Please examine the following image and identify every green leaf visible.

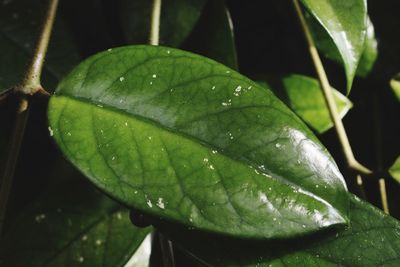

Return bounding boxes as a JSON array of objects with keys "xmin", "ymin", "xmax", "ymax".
[
  {"xmin": 357, "ymin": 18, "xmax": 378, "ymax": 77},
  {"xmin": 301, "ymin": 0, "xmax": 368, "ymax": 93},
  {"xmin": 0, "ymin": 178, "xmax": 151, "ymax": 267},
  {"xmin": 48, "ymin": 45, "xmax": 348, "ymax": 239},
  {"xmin": 389, "ymin": 156, "xmax": 400, "ymax": 183},
  {"xmin": 307, "ymin": 15, "xmax": 377, "ymax": 79},
  {"xmin": 0, "ymin": 0, "xmax": 80, "ymax": 93},
  {"xmin": 182, "ymin": 0, "xmax": 238, "ymax": 70},
  {"xmin": 119, "ymin": 0, "xmax": 207, "ymax": 47},
  {"xmin": 390, "ymin": 74, "xmax": 400, "ymax": 101},
  {"xmin": 166, "ymin": 194, "xmax": 400, "ymax": 267},
  {"xmin": 258, "ymin": 74, "xmax": 352, "ymax": 134}
]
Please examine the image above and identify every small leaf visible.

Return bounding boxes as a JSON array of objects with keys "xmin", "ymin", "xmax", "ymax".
[
  {"xmin": 357, "ymin": 18, "xmax": 378, "ymax": 77},
  {"xmin": 165, "ymin": 194, "xmax": 400, "ymax": 267},
  {"xmin": 0, "ymin": 0, "xmax": 80, "ymax": 92},
  {"xmin": 182, "ymin": 0, "xmax": 238, "ymax": 70},
  {"xmin": 389, "ymin": 156, "xmax": 400, "ymax": 183},
  {"xmin": 390, "ymin": 74, "xmax": 400, "ymax": 102},
  {"xmin": 119, "ymin": 0, "xmax": 207, "ymax": 47},
  {"xmin": 307, "ymin": 15, "xmax": 377, "ymax": 80},
  {"xmin": 258, "ymin": 74, "xmax": 352, "ymax": 134},
  {"xmin": 48, "ymin": 45, "xmax": 348, "ymax": 239},
  {"xmin": 300, "ymin": 0, "xmax": 368, "ymax": 93},
  {"xmin": 0, "ymin": 179, "xmax": 151, "ymax": 267}
]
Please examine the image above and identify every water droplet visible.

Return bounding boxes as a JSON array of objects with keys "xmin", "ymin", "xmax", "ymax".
[
  {"xmin": 125, "ymin": 122, "xmax": 128, "ymax": 126},
  {"xmin": 119, "ymin": 76, "xmax": 125, "ymax": 82},
  {"xmin": 148, "ymin": 136, "xmax": 152, "ymax": 140},
  {"xmin": 35, "ymin": 214, "xmax": 46, "ymax": 223},
  {"xmin": 48, "ymin": 127, "xmax": 53, "ymax": 136},
  {"xmin": 156, "ymin": 198, "xmax": 165, "ymax": 209},
  {"xmin": 95, "ymin": 239, "xmax": 102, "ymax": 246},
  {"xmin": 234, "ymin": 85, "xmax": 242, "ymax": 96},
  {"xmin": 167, "ymin": 50, "xmax": 171, "ymax": 54},
  {"xmin": 226, "ymin": 70, "xmax": 231, "ymax": 74},
  {"xmin": 315, "ymin": 184, "xmax": 319, "ymax": 188},
  {"xmin": 150, "ymin": 81, "xmax": 153, "ymax": 85},
  {"xmin": 152, "ymin": 74, "xmax": 157, "ymax": 78}
]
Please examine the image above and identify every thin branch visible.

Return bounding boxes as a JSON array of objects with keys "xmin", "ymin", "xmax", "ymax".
[
  {"xmin": 149, "ymin": 0, "xmax": 162, "ymax": 45},
  {"xmin": 0, "ymin": 96, "xmax": 30, "ymax": 235},
  {"xmin": 292, "ymin": 0, "xmax": 372, "ymax": 179},
  {"xmin": 0, "ymin": 0, "xmax": 59, "ymax": 236},
  {"xmin": 15, "ymin": 0, "xmax": 59, "ymax": 95}
]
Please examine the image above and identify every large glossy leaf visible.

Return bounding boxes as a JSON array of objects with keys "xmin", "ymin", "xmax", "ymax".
[
  {"xmin": 48, "ymin": 45, "xmax": 348, "ymax": 239},
  {"xmin": 118, "ymin": 0, "xmax": 206, "ymax": 47},
  {"xmin": 300, "ymin": 0, "xmax": 368, "ymax": 93},
  {"xmin": 258, "ymin": 74, "xmax": 352, "ymax": 134},
  {"xmin": 182, "ymin": 0, "xmax": 238, "ymax": 70},
  {"xmin": 166, "ymin": 194, "xmax": 400, "ymax": 267},
  {"xmin": 389, "ymin": 156, "xmax": 400, "ymax": 183},
  {"xmin": 0, "ymin": 178, "xmax": 151, "ymax": 267},
  {"xmin": 0, "ymin": 0, "xmax": 80, "ymax": 93},
  {"xmin": 307, "ymin": 14, "xmax": 377, "ymax": 79}
]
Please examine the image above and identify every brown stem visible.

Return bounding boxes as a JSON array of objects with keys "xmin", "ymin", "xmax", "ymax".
[{"xmin": 0, "ymin": 0, "xmax": 59, "ymax": 236}]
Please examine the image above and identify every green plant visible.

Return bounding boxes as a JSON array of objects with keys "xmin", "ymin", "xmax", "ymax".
[{"xmin": 1, "ymin": 0, "xmax": 399, "ymax": 266}]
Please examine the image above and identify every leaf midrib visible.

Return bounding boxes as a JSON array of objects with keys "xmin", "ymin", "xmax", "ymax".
[{"xmin": 55, "ymin": 93, "xmax": 342, "ymax": 214}]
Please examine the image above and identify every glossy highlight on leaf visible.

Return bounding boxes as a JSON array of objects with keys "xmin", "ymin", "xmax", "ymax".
[
  {"xmin": 48, "ymin": 45, "xmax": 349, "ymax": 239},
  {"xmin": 167, "ymin": 194, "xmax": 400, "ymax": 267},
  {"xmin": 301, "ymin": 0, "xmax": 368, "ymax": 93},
  {"xmin": 0, "ymin": 179, "xmax": 151, "ymax": 267},
  {"xmin": 258, "ymin": 74, "xmax": 352, "ymax": 134}
]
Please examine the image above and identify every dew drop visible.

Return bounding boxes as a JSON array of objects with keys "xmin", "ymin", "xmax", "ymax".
[
  {"xmin": 48, "ymin": 126, "xmax": 53, "ymax": 136},
  {"xmin": 156, "ymin": 198, "xmax": 165, "ymax": 209}
]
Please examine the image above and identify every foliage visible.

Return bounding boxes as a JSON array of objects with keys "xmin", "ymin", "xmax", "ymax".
[{"xmin": 0, "ymin": 0, "xmax": 399, "ymax": 266}]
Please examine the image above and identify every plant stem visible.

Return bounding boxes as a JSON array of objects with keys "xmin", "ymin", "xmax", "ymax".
[
  {"xmin": 0, "ymin": 97, "xmax": 30, "ymax": 236},
  {"xmin": 292, "ymin": 0, "xmax": 372, "ymax": 178},
  {"xmin": 373, "ymin": 93, "xmax": 390, "ymax": 213},
  {"xmin": 15, "ymin": 0, "xmax": 59, "ymax": 95},
  {"xmin": 0, "ymin": 0, "xmax": 59, "ymax": 236},
  {"xmin": 149, "ymin": 0, "xmax": 162, "ymax": 45}
]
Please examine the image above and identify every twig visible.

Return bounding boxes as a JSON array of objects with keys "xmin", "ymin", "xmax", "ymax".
[
  {"xmin": 292, "ymin": 0, "xmax": 372, "ymax": 181},
  {"xmin": 149, "ymin": 0, "xmax": 162, "ymax": 45},
  {"xmin": 0, "ymin": 0, "xmax": 59, "ymax": 236}
]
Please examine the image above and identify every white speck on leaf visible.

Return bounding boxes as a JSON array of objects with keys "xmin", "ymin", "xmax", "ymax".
[
  {"xmin": 95, "ymin": 239, "xmax": 102, "ymax": 246},
  {"xmin": 156, "ymin": 198, "xmax": 165, "ymax": 209},
  {"xmin": 81, "ymin": 235, "xmax": 88, "ymax": 241},
  {"xmin": 275, "ymin": 143, "xmax": 281, "ymax": 148},
  {"xmin": 147, "ymin": 199, "xmax": 153, "ymax": 208},
  {"xmin": 48, "ymin": 127, "xmax": 53, "ymax": 136},
  {"xmin": 152, "ymin": 74, "xmax": 157, "ymax": 78},
  {"xmin": 119, "ymin": 76, "xmax": 125, "ymax": 82}
]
